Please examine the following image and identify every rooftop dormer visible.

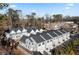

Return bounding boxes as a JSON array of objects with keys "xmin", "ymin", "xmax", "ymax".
[
  {"xmin": 10, "ymin": 30, "xmax": 16, "ymax": 35},
  {"xmin": 22, "ymin": 28, "xmax": 27, "ymax": 33},
  {"xmin": 30, "ymin": 30, "xmax": 36, "ymax": 35},
  {"xmin": 16, "ymin": 29, "xmax": 21, "ymax": 34},
  {"xmin": 35, "ymin": 29, "xmax": 40, "ymax": 33}
]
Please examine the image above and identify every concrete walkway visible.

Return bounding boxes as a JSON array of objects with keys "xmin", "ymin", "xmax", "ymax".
[{"xmin": 17, "ymin": 46, "xmax": 32, "ymax": 55}]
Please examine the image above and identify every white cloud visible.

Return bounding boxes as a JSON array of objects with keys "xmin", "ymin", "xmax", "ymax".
[
  {"xmin": 65, "ymin": 6, "xmax": 70, "ymax": 10},
  {"xmin": 67, "ymin": 3, "xmax": 74, "ymax": 7},
  {"xmin": 65, "ymin": 3, "xmax": 74, "ymax": 10},
  {"xmin": 8, "ymin": 4, "xmax": 17, "ymax": 9},
  {"xmin": 31, "ymin": 9, "xmax": 36, "ymax": 12}
]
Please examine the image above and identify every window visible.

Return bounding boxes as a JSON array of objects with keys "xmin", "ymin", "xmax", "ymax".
[
  {"xmin": 42, "ymin": 42, "xmax": 44, "ymax": 45},
  {"xmin": 46, "ymin": 48, "xmax": 48, "ymax": 50},
  {"xmin": 58, "ymin": 42, "xmax": 60, "ymax": 44},
  {"xmin": 53, "ymin": 44, "xmax": 55, "ymax": 47},
  {"xmin": 47, "ymin": 41, "xmax": 49, "ymax": 43},
  {"xmin": 63, "ymin": 39, "xmax": 65, "ymax": 41},
  {"xmin": 29, "ymin": 42, "xmax": 30, "ymax": 45},
  {"xmin": 50, "ymin": 40, "xmax": 52, "ymax": 42},
  {"xmin": 32, "ymin": 43, "xmax": 33, "ymax": 45},
  {"xmin": 28, "ymin": 46, "xmax": 29, "ymax": 48},
  {"xmin": 38, "ymin": 44, "xmax": 41, "ymax": 46}
]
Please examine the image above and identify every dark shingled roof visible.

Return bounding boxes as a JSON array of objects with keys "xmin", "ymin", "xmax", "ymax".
[
  {"xmin": 29, "ymin": 38, "xmax": 33, "ymax": 42},
  {"xmin": 10, "ymin": 27, "xmax": 23, "ymax": 32},
  {"xmin": 26, "ymin": 27, "xmax": 37, "ymax": 33},
  {"xmin": 59, "ymin": 28, "xmax": 69, "ymax": 34},
  {"xmin": 20, "ymin": 28, "xmax": 68, "ymax": 44},
  {"xmin": 47, "ymin": 30, "xmax": 57, "ymax": 37},
  {"xmin": 20, "ymin": 35, "xmax": 29, "ymax": 43},
  {"xmin": 40, "ymin": 31, "xmax": 52, "ymax": 40},
  {"xmin": 63, "ymin": 29, "xmax": 69, "ymax": 32},
  {"xmin": 27, "ymin": 28, "xmax": 32, "ymax": 33},
  {"xmin": 5, "ymin": 29, "xmax": 10, "ymax": 33},
  {"xmin": 20, "ymin": 35, "xmax": 33, "ymax": 43},
  {"xmin": 30, "ymin": 34, "xmax": 45, "ymax": 43},
  {"xmin": 54, "ymin": 30, "xmax": 62, "ymax": 36},
  {"xmin": 59, "ymin": 29, "xmax": 66, "ymax": 34},
  {"xmin": 31, "ymin": 27, "xmax": 37, "ymax": 31},
  {"xmin": 17, "ymin": 27, "xmax": 23, "ymax": 31},
  {"xmin": 36, "ymin": 32, "xmax": 41, "ymax": 35},
  {"xmin": 11, "ymin": 28, "xmax": 18, "ymax": 32}
]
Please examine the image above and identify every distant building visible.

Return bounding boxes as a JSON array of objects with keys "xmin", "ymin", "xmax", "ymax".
[{"xmin": 44, "ymin": 21, "xmax": 78, "ymax": 32}]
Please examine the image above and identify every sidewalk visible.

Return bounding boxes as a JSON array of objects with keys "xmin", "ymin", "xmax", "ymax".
[{"xmin": 17, "ymin": 46, "xmax": 32, "ymax": 55}]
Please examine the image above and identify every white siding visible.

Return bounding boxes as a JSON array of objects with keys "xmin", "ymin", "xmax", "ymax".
[
  {"xmin": 17, "ymin": 30, "xmax": 21, "ymax": 33},
  {"xmin": 37, "ymin": 42, "xmax": 45, "ymax": 53},
  {"xmin": 5, "ymin": 33, "xmax": 10, "ymax": 39},
  {"xmin": 35, "ymin": 29, "xmax": 40, "ymax": 33},
  {"xmin": 10, "ymin": 34, "xmax": 16, "ymax": 40},
  {"xmin": 52, "ymin": 37, "xmax": 59, "ymax": 47},
  {"xmin": 30, "ymin": 30, "xmax": 36, "ymax": 35},
  {"xmin": 22, "ymin": 28, "xmax": 27, "ymax": 33},
  {"xmin": 58, "ymin": 36, "xmax": 63, "ymax": 44},
  {"xmin": 10, "ymin": 30, "xmax": 16, "ymax": 34},
  {"xmin": 6, "ymin": 28, "xmax": 70, "ymax": 54},
  {"xmin": 45, "ymin": 40, "xmax": 53, "ymax": 51}
]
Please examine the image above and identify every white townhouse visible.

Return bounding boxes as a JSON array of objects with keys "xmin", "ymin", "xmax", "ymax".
[
  {"xmin": 19, "ymin": 28, "xmax": 70, "ymax": 55},
  {"xmin": 5, "ymin": 27, "xmax": 23, "ymax": 41},
  {"xmin": 5, "ymin": 27, "xmax": 45, "ymax": 41}
]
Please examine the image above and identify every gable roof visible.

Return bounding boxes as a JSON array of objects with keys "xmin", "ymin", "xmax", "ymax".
[
  {"xmin": 29, "ymin": 38, "xmax": 33, "ymax": 42},
  {"xmin": 17, "ymin": 27, "xmax": 23, "ymax": 31},
  {"xmin": 27, "ymin": 28, "xmax": 32, "ymax": 33},
  {"xmin": 47, "ymin": 30, "xmax": 57, "ymax": 37},
  {"xmin": 40, "ymin": 31, "xmax": 52, "ymax": 40},
  {"xmin": 30, "ymin": 34, "xmax": 45, "ymax": 43},
  {"xmin": 20, "ymin": 28, "xmax": 69, "ymax": 44},
  {"xmin": 63, "ymin": 29, "xmax": 69, "ymax": 32},
  {"xmin": 59, "ymin": 29, "xmax": 66, "ymax": 34},
  {"xmin": 5, "ymin": 29, "xmax": 10, "ymax": 33},
  {"xmin": 54, "ymin": 30, "xmax": 62, "ymax": 36},
  {"xmin": 10, "ymin": 30, "xmax": 16, "ymax": 34},
  {"xmin": 20, "ymin": 35, "xmax": 33, "ymax": 44},
  {"xmin": 10, "ymin": 27, "xmax": 23, "ymax": 32},
  {"xmin": 20, "ymin": 35, "xmax": 29, "ymax": 43},
  {"xmin": 22, "ymin": 28, "xmax": 27, "ymax": 32},
  {"xmin": 59, "ymin": 29, "xmax": 69, "ymax": 34}
]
